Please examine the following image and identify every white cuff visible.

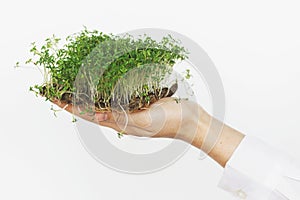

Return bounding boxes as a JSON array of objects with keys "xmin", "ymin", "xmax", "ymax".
[{"xmin": 218, "ymin": 136, "xmax": 292, "ymax": 199}]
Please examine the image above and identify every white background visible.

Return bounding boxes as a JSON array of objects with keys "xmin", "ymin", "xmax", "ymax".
[{"xmin": 1, "ymin": 0, "xmax": 300, "ymax": 199}]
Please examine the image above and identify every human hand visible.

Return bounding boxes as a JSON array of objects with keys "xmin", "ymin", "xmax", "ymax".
[{"xmin": 52, "ymin": 97, "xmax": 207, "ymax": 145}]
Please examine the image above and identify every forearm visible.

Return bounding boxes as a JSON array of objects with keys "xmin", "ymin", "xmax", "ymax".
[
  {"xmin": 206, "ymin": 122, "xmax": 245, "ymax": 167},
  {"xmin": 183, "ymin": 111, "xmax": 245, "ymax": 167}
]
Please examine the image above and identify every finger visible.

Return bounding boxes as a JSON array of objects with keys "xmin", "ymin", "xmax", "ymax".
[
  {"xmin": 51, "ymin": 99, "xmax": 73, "ymax": 113},
  {"xmin": 128, "ymin": 109, "xmax": 152, "ymax": 128},
  {"xmin": 50, "ymin": 99, "xmax": 127, "ymax": 137},
  {"xmin": 148, "ymin": 97, "xmax": 177, "ymax": 110},
  {"xmin": 95, "ymin": 112, "xmax": 108, "ymax": 122},
  {"xmin": 51, "ymin": 99, "xmax": 73, "ymax": 111},
  {"xmin": 51, "ymin": 99, "xmax": 97, "ymax": 122},
  {"xmin": 98, "ymin": 119, "xmax": 126, "ymax": 134}
]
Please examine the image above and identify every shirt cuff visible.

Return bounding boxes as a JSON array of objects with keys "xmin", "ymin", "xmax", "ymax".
[{"xmin": 218, "ymin": 136, "xmax": 291, "ymax": 199}]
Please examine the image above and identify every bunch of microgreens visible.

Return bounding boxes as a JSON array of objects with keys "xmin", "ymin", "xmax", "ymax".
[{"xmin": 20, "ymin": 28, "xmax": 188, "ymax": 116}]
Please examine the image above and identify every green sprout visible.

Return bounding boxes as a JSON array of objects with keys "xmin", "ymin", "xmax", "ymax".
[
  {"xmin": 185, "ymin": 69, "xmax": 191, "ymax": 79},
  {"xmin": 50, "ymin": 105, "xmax": 62, "ymax": 117},
  {"xmin": 72, "ymin": 116, "xmax": 78, "ymax": 123},
  {"xmin": 174, "ymin": 97, "xmax": 189, "ymax": 104},
  {"xmin": 117, "ymin": 132, "xmax": 124, "ymax": 139},
  {"xmin": 15, "ymin": 62, "xmax": 20, "ymax": 68},
  {"xmin": 174, "ymin": 97, "xmax": 181, "ymax": 104}
]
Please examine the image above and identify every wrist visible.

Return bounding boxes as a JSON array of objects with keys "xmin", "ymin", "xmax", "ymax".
[
  {"xmin": 207, "ymin": 124, "xmax": 245, "ymax": 167},
  {"xmin": 179, "ymin": 104, "xmax": 210, "ymax": 147},
  {"xmin": 180, "ymin": 105, "xmax": 245, "ymax": 167}
]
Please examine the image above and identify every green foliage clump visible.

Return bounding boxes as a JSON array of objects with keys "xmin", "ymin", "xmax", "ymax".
[{"xmin": 24, "ymin": 28, "xmax": 188, "ymax": 112}]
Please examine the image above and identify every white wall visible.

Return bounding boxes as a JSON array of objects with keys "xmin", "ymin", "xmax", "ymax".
[{"xmin": 1, "ymin": 0, "xmax": 300, "ymax": 199}]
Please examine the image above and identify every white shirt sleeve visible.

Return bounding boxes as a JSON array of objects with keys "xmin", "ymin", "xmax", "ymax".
[{"xmin": 218, "ymin": 136, "xmax": 300, "ymax": 200}]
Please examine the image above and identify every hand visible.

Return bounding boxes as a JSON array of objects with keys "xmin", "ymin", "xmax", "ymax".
[{"xmin": 52, "ymin": 97, "xmax": 207, "ymax": 144}]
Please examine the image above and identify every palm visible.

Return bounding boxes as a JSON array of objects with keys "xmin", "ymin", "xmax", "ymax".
[{"xmin": 52, "ymin": 97, "xmax": 203, "ymax": 139}]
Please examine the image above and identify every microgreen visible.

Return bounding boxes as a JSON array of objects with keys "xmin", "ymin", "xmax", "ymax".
[
  {"xmin": 22, "ymin": 27, "xmax": 189, "ymax": 114},
  {"xmin": 117, "ymin": 132, "xmax": 124, "ymax": 139},
  {"xmin": 185, "ymin": 69, "xmax": 191, "ymax": 79}
]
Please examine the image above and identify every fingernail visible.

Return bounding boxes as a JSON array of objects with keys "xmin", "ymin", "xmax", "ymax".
[
  {"xmin": 103, "ymin": 113, "xmax": 108, "ymax": 121},
  {"xmin": 96, "ymin": 113, "xmax": 108, "ymax": 121}
]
